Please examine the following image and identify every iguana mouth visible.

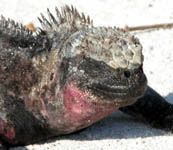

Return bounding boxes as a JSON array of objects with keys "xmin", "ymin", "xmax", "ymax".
[
  {"xmin": 88, "ymin": 68, "xmax": 147, "ymax": 97},
  {"xmin": 87, "ymin": 79, "xmax": 147, "ymax": 106}
]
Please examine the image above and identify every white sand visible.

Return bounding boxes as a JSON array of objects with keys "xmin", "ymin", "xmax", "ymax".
[{"xmin": 0, "ymin": 0, "xmax": 173, "ymax": 149}]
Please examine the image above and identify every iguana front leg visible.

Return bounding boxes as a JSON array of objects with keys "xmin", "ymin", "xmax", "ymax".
[{"xmin": 120, "ymin": 86, "xmax": 173, "ymax": 130}]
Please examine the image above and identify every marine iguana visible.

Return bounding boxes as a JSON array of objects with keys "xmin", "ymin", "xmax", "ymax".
[{"xmin": 0, "ymin": 5, "xmax": 172, "ymax": 149}]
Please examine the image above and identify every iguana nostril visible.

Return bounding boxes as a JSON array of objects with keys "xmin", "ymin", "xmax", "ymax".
[{"xmin": 124, "ymin": 71, "xmax": 130, "ymax": 78}]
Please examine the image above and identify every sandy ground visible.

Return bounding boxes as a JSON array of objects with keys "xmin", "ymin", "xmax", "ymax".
[{"xmin": 0, "ymin": 0, "xmax": 173, "ymax": 150}]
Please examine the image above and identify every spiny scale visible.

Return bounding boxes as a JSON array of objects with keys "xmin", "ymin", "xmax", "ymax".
[
  {"xmin": 0, "ymin": 15, "xmax": 33, "ymax": 38},
  {"xmin": 38, "ymin": 5, "xmax": 93, "ymax": 32},
  {"xmin": 0, "ymin": 5, "xmax": 93, "ymax": 39}
]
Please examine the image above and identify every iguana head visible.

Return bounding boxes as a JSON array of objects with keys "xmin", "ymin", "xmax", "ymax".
[
  {"xmin": 38, "ymin": 5, "xmax": 147, "ymax": 105},
  {"xmin": 37, "ymin": 6, "xmax": 147, "ymax": 132},
  {"xmin": 60, "ymin": 27, "xmax": 147, "ymax": 106},
  {"xmin": 59, "ymin": 27, "xmax": 147, "ymax": 132}
]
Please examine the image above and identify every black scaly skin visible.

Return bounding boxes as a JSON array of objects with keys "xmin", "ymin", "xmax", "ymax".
[
  {"xmin": 120, "ymin": 87, "xmax": 173, "ymax": 130},
  {"xmin": 0, "ymin": 5, "xmax": 172, "ymax": 149}
]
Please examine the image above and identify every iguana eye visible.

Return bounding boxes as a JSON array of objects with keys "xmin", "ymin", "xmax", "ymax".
[{"xmin": 124, "ymin": 70, "xmax": 131, "ymax": 78}]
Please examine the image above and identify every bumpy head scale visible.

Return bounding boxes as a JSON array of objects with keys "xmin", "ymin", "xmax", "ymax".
[{"xmin": 38, "ymin": 5, "xmax": 143, "ymax": 70}]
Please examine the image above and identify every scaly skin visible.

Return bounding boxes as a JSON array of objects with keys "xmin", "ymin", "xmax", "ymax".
[{"xmin": 0, "ymin": 5, "xmax": 172, "ymax": 149}]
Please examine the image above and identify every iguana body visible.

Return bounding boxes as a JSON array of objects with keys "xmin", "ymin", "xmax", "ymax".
[{"xmin": 0, "ymin": 5, "xmax": 172, "ymax": 149}]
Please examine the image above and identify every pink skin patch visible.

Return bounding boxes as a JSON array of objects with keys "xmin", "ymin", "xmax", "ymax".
[
  {"xmin": 0, "ymin": 119, "xmax": 15, "ymax": 144},
  {"xmin": 63, "ymin": 83, "xmax": 119, "ymax": 133}
]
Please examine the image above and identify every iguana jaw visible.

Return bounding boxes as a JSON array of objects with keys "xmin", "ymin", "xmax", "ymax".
[{"xmin": 63, "ymin": 82, "xmax": 118, "ymax": 133}]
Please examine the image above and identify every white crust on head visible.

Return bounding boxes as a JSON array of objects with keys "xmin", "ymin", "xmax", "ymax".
[
  {"xmin": 39, "ymin": 5, "xmax": 143, "ymax": 70},
  {"xmin": 62, "ymin": 26, "xmax": 143, "ymax": 70}
]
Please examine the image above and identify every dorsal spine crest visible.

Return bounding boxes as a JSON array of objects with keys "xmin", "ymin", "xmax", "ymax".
[
  {"xmin": 0, "ymin": 15, "xmax": 33, "ymax": 38},
  {"xmin": 38, "ymin": 5, "xmax": 93, "ymax": 33}
]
